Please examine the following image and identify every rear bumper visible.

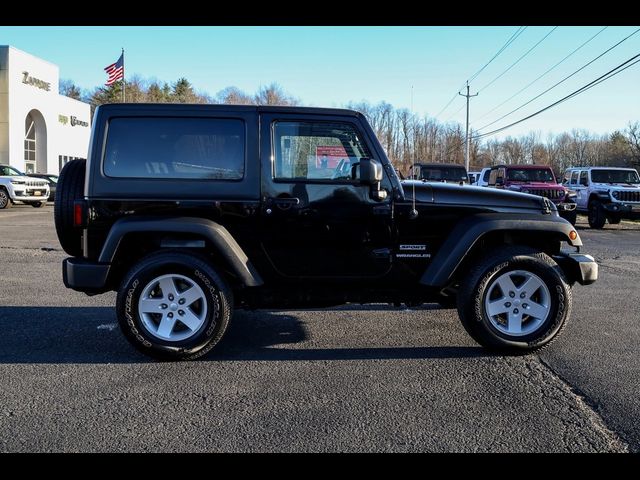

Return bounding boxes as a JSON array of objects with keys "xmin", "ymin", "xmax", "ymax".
[
  {"xmin": 554, "ymin": 253, "xmax": 598, "ymax": 286},
  {"xmin": 63, "ymin": 257, "xmax": 111, "ymax": 294}
]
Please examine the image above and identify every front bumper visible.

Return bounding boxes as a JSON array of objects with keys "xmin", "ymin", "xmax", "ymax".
[
  {"xmin": 556, "ymin": 202, "xmax": 576, "ymax": 211},
  {"xmin": 554, "ymin": 253, "xmax": 598, "ymax": 286},
  {"xmin": 602, "ymin": 202, "xmax": 640, "ymax": 215},
  {"xmin": 12, "ymin": 187, "xmax": 50, "ymax": 202},
  {"xmin": 63, "ymin": 257, "xmax": 111, "ymax": 293}
]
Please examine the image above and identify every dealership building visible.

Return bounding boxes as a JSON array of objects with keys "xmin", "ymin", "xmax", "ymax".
[{"xmin": 0, "ymin": 45, "xmax": 91, "ymax": 175}]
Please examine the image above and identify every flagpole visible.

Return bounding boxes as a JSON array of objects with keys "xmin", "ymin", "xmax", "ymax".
[{"xmin": 121, "ymin": 48, "xmax": 125, "ymax": 103}]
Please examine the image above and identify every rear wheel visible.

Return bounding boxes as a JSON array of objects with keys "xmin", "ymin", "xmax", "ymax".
[
  {"xmin": 607, "ymin": 214, "xmax": 622, "ymax": 225},
  {"xmin": 588, "ymin": 200, "xmax": 606, "ymax": 229},
  {"xmin": 54, "ymin": 159, "xmax": 86, "ymax": 256},
  {"xmin": 116, "ymin": 251, "xmax": 233, "ymax": 361},
  {"xmin": 0, "ymin": 188, "xmax": 11, "ymax": 209},
  {"xmin": 457, "ymin": 246, "xmax": 571, "ymax": 353}
]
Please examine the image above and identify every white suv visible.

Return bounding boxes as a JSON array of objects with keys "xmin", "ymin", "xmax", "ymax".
[
  {"xmin": 562, "ymin": 167, "xmax": 640, "ymax": 229},
  {"xmin": 0, "ymin": 165, "xmax": 50, "ymax": 209}
]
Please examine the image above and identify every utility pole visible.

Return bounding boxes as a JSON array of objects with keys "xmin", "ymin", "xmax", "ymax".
[{"xmin": 459, "ymin": 81, "xmax": 478, "ymax": 172}]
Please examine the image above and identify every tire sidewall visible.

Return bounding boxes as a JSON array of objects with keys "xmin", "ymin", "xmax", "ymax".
[
  {"xmin": 475, "ymin": 257, "xmax": 567, "ymax": 348},
  {"xmin": 0, "ymin": 189, "xmax": 10, "ymax": 209},
  {"xmin": 588, "ymin": 200, "xmax": 606, "ymax": 228},
  {"xmin": 117, "ymin": 255, "xmax": 228, "ymax": 358}
]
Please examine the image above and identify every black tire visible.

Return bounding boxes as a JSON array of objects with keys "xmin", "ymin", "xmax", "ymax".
[
  {"xmin": 0, "ymin": 188, "xmax": 11, "ymax": 209},
  {"xmin": 457, "ymin": 246, "xmax": 572, "ymax": 353},
  {"xmin": 607, "ymin": 214, "xmax": 622, "ymax": 225},
  {"xmin": 54, "ymin": 159, "xmax": 86, "ymax": 256},
  {"xmin": 561, "ymin": 209, "xmax": 577, "ymax": 226},
  {"xmin": 116, "ymin": 251, "xmax": 233, "ymax": 361},
  {"xmin": 30, "ymin": 201, "xmax": 45, "ymax": 208},
  {"xmin": 588, "ymin": 200, "xmax": 606, "ymax": 229}
]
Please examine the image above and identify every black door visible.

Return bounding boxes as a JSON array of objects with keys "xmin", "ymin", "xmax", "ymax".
[{"xmin": 259, "ymin": 113, "xmax": 394, "ymax": 279}]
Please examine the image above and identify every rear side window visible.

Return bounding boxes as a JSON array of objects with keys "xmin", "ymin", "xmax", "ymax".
[{"xmin": 104, "ymin": 117, "xmax": 245, "ymax": 180}]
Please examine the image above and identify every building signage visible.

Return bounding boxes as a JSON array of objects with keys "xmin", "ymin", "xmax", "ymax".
[
  {"xmin": 58, "ymin": 114, "xmax": 89, "ymax": 127},
  {"xmin": 22, "ymin": 71, "xmax": 51, "ymax": 91}
]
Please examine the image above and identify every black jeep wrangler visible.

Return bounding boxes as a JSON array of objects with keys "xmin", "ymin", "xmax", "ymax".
[{"xmin": 55, "ymin": 104, "xmax": 598, "ymax": 360}]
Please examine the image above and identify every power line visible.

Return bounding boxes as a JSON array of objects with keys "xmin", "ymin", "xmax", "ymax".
[
  {"xmin": 477, "ymin": 27, "xmax": 640, "ymax": 132},
  {"xmin": 468, "ymin": 26, "xmax": 527, "ymax": 83},
  {"xmin": 474, "ymin": 26, "xmax": 608, "ymax": 123},
  {"xmin": 434, "ymin": 26, "xmax": 526, "ymax": 119},
  {"xmin": 477, "ymin": 26, "xmax": 558, "ymax": 93},
  {"xmin": 473, "ymin": 51, "xmax": 640, "ymax": 139}
]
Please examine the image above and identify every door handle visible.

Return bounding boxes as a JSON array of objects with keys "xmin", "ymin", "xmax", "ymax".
[{"xmin": 271, "ymin": 197, "xmax": 300, "ymax": 207}]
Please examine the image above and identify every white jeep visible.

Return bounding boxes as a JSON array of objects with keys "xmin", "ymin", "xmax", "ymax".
[
  {"xmin": 562, "ymin": 166, "xmax": 640, "ymax": 229},
  {"xmin": 0, "ymin": 165, "xmax": 50, "ymax": 209}
]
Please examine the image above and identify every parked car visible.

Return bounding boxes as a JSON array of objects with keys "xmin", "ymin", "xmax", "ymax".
[
  {"xmin": 474, "ymin": 167, "xmax": 492, "ymax": 187},
  {"xmin": 0, "ymin": 165, "xmax": 50, "ymax": 209},
  {"xmin": 562, "ymin": 166, "xmax": 640, "ymax": 228},
  {"xmin": 487, "ymin": 164, "xmax": 577, "ymax": 225},
  {"xmin": 54, "ymin": 104, "xmax": 596, "ymax": 360},
  {"xmin": 28, "ymin": 173, "xmax": 58, "ymax": 201},
  {"xmin": 468, "ymin": 171, "xmax": 480, "ymax": 184},
  {"xmin": 408, "ymin": 163, "xmax": 468, "ymax": 184}
]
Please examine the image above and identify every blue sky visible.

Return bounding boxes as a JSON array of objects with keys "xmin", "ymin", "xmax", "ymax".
[{"xmin": 3, "ymin": 26, "xmax": 639, "ymax": 140}]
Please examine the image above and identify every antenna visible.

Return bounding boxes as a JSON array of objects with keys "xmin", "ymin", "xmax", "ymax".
[{"xmin": 409, "ymin": 84, "xmax": 418, "ymax": 219}]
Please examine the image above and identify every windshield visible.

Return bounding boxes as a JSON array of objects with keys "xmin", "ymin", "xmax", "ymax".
[
  {"xmin": 419, "ymin": 166, "xmax": 467, "ymax": 182},
  {"xmin": 48, "ymin": 175, "xmax": 58, "ymax": 184},
  {"xmin": 506, "ymin": 168, "xmax": 555, "ymax": 183},
  {"xmin": 0, "ymin": 165, "xmax": 24, "ymax": 176},
  {"xmin": 591, "ymin": 169, "xmax": 640, "ymax": 184}
]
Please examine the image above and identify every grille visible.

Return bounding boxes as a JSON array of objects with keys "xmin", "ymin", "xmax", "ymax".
[
  {"xmin": 25, "ymin": 180, "xmax": 47, "ymax": 187},
  {"xmin": 612, "ymin": 190, "xmax": 640, "ymax": 202},
  {"xmin": 527, "ymin": 188, "xmax": 564, "ymax": 200}
]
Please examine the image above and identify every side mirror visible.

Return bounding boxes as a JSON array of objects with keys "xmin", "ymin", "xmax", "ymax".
[{"xmin": 358, "ymin": 158, "xmax": 383, "ymax": 185}]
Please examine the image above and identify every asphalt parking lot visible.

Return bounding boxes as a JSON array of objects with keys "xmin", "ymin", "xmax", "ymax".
[{"xmin": 0, "ymin": 204, "xmax": 639, "ymax": 452}]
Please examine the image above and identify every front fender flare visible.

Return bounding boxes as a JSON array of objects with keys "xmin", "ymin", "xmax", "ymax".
[{"xmin": 420, "ymin": 213, "xmax": 581, "ymax": 287}]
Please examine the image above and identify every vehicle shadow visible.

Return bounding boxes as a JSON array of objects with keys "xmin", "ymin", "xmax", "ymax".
[{"xmin": 0, "ymin": 306, "xmax": 486, "ymax": 364}]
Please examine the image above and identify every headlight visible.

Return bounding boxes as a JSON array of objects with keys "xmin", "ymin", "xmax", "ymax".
[
  {"xmin": 566, "ymin": 189, "xmax": 577, "ymax": 198},
  {"xmin": 10, "ymin": 179, "xmax": 25, "ymax": 185}
]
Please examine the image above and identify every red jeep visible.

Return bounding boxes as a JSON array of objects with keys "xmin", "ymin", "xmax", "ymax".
[{"xmin": 488, "ymin": 165, "xmax": 577, "ymax": 225}]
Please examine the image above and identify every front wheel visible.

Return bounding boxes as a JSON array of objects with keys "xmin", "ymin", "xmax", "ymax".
[
  {"xmin": 0, "ymin": 188, "xmax": 11, "ymax": 209},
  {"xmin": 116, "ymin": 251, "xmax": 233, "ymax": 360},
  {"xmin": 562, "ymin": 209, "xmax": 577, "ymax": 226},
  {"xmin": 457, "ymin": 247, "xmax": 571, "ymax": 353},
  {"xmin": 588, "ymin": 200, "xmax": 606, "ymax": 229}
]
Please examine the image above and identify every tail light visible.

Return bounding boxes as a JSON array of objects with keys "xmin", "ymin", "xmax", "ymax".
[{"xmin": 73, "ymin": 200, "xmax": 87, "ymax": 227}]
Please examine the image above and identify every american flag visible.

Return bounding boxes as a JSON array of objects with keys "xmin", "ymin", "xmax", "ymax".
[{"xmin": 104, "ymin": 53, "xmax": 124, "ymax": 86}]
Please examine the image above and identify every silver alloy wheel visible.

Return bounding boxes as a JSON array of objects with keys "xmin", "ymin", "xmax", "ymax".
[
  {"xmin": 484, "ymin": 269, "xmax": 551, "ymax": 337},
  {"xmin": 138, "ymin": 273, "xmax": 208, "ymax": 342},
  {"xmin": 0, "ymin": 191, "xmax": 8, "ymax": 208}
]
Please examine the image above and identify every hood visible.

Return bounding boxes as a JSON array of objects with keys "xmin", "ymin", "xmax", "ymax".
[
  {"xmin": 509, "ymin": 182, "xmax": 563, "ymax": 189},
  {"xmin": 401, "ymin": 180, "xmax": 551, "ymax": 212},
  {"xmin": 592, "ymin": 182, "xmax": 640, "ymax": 190},
  {"xmin": 0, "ymin": 174, "xmax": 49, "ymax": 186}
]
